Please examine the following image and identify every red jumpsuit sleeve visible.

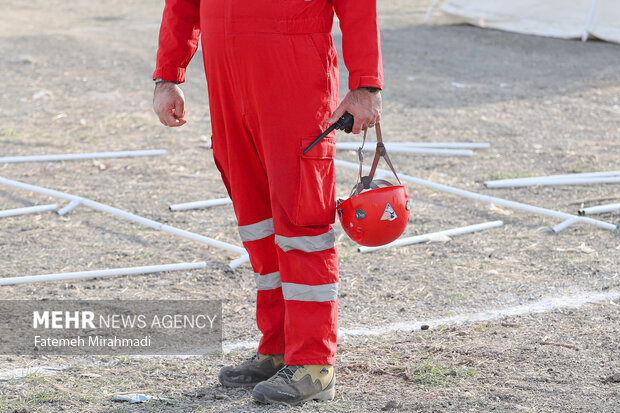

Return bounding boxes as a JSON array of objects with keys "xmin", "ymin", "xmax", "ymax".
[
  {"xmin": 332, "ymin": 0, "xmax": 384, "ymax": 90},
  {"xmin": 153, "ymin": 0, "xmax": 201, "ymax": 83}
]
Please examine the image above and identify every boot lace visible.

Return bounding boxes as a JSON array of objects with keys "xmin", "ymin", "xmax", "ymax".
[
  {"xmin": 241, "ymin": 353, "xmax": 258, "ymax": 365},
  {"xmin": 270, "ymin": 365, "xmax": 302, "ymax": 383}
]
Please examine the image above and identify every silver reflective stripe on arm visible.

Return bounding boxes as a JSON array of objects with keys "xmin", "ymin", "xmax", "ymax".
[
  {"xmin": 274, "ymin": 229, "xmax": 335, "ymax": 252},
  {"xmin": 238, "ymin": 218, "xmax": 275, "ymax": 242},
  {"xmin": 254, "ymin": 271, "xmax": 282, "ymax": 291},
  {"xmin": 281, "ymin": 282, "xmax": 338, "ymax": 302}
]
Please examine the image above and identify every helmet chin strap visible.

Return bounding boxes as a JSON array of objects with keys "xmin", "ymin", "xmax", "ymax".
[{"xmin": 351, "ymin": 122, "xmax": 402, "ymax": 196}]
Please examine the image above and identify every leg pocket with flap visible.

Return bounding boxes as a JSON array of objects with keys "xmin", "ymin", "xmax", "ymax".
[{"xmin": 293, "ymin": 135, "xmax": 336, "ymax": 227}]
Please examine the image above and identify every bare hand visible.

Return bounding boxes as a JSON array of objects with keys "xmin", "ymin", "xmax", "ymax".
[
  {"xmin": 153, "ymin": 82, "xmax": 187, "ymax": 127},
  {"xmin": 328, "ymin": 88, "xmax": 382, "ymax": 134}
]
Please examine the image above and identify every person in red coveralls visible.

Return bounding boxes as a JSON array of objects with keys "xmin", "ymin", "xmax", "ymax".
[{"xmin": 153, "ymin": 0, "xmax": 382, "ymax": 405}]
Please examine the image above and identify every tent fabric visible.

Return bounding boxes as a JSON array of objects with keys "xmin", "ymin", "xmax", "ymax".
[{"xmin": 440, "ymin": 0, "xmax": 620, "ymax": 44}]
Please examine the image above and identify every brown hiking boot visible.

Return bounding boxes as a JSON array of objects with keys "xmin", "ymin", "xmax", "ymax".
[
  {"xmin": 218, "ymin": 353, "xmax": 284, "ymax": 388},
  {"xmin": 252, "ymin": 365, "xmax": 335, "ymax": 405}
]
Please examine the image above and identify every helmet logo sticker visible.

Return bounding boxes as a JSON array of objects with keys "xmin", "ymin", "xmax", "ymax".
[
  {"xmin": 380, "ymin": 203, "xmax": 397, "ymax": 221},
  {"xmin": 355, "ymin": 209, "xmax": 367, "ymax": 220}
]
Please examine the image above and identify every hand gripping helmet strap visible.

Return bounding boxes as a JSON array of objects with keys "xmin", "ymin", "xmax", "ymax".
[{"xmin": 352, "ymin": 122, "xmax": 402, "ymax": 196}]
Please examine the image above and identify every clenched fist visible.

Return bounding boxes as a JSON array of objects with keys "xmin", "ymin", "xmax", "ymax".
[{"xmin": 153, "ymin": 82, "xmax": 187, "ymax": 127}]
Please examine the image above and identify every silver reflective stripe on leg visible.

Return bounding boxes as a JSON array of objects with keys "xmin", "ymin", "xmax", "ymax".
[
  {"xmin": 238, "ymin": 218, "xmax": 274, "ymax": 242},
  {"xmin": 254, "ymin": 271, "xmax": 282, "ymax": 291},
  {"xmin": 281, "ymin": 282, "xmax": 338, "ymax": 302},
  {"xmin": 274, "ymin": 229, "xmax": 335, "ymax": 253}
]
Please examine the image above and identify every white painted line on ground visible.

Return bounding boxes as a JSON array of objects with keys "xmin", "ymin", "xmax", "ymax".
[
  {"xmin": 339, "ymin": 290, "xmax": 620, "ymax": 338},
  {"xmin": 57, "ymin": 290, "xmax": 619, "ymax": 359},
  {"xmin": 0, "ymin": 150, "xmax": 167, "ymax": 163},
  {"xmin": 222, "ymin": 289, "xmax": 620, "ymax": 352},
  {"xmin": 3, "ymin": 290, "xmax": 616, "ymax": 365}
]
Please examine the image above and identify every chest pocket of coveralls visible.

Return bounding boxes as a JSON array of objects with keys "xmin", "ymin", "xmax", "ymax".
[{"xmin": 295, "ymin": 136, "xmax": 337, "ymax": 227}]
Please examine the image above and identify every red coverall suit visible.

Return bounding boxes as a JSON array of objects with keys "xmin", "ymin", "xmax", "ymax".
[{"xmin": 154, "ymin": 0, "xmax": 383, "ymax": 365}]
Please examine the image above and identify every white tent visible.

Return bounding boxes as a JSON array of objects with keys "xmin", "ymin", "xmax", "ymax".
[{"xmin": 436, "ymin": 0, "xmax": 620, "ymax": 44}]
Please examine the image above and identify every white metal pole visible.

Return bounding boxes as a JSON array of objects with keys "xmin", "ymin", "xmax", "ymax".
[
  {"xmin": 228, "ymin": 254, "xmax": 250, "ymax": 270},
  {"xmin": 485, "ymin": 170, "xmax": 620, "ymax": 188},
  {"xmin": 0, "ymin": 150, "xmax": 167, "ymax": 163},
  {"xmin": 336, "ymin": 143, "xmax": 473, "ymax": 156},
  {"xmin": 579, "ymin": 202, "xmax": 620, "ymax": 216},
  {"xmin": 72, "ymin": 201, "xmax": 247, "ymax": 254},
  {"xmin": 424, "ymin": 0, "xmax": 439, "ymax": 23},
  {"xmin": 334, "ymin": 160, "xmax": 617, "ymax": 231},
  {"xmin": 552, "ymin": 218, "xmax": 579, "ymax": 233},
  {"xmin": 0, "ymin": 176, "xmax": 247, "ymax": 255},
  {"xmin": 57, "ymin": 199, "xmax": 82, "ymax": 216},
  {"xmin": 582, "ymin": 0, "xmax": 599, "ymax": 42},
  {"xmin": 337, "ymin": 142, "xmax": 489, "ymax": 149},
  {"xmin": 0, "ymin": 262, "xmax": 206, "ymax": 286},
  {"xmin": 0, "ymin": 204, "xmax": 58, "ymax": 218},
  {"xmin": 359, "ymin": 221, "xmax": 504, "ymax": 253},
  {"xmin": 170, "ymin": 198, "xmax": 232, "ymax": 211},
  {"xmin": 485, "ymin": 177, "xmax": 620, "ymax": 188},
  {"xmin": 389, "ymin": 142, "xmax": 490, "ymax": 149}
]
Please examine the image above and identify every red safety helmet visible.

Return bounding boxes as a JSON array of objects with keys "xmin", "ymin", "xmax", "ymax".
[{"xmin": 337, "ymin": 124, "xmax": 411, "ymax": 247}]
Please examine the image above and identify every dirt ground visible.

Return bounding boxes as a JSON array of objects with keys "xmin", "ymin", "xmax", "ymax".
[{"xmin": 0, "ymin": 0, "xmax": 619, "ymax": 412}]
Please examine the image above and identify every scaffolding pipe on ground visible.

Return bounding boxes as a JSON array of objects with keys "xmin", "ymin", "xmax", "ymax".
[
  {"xmin": 0, "ymin": 176, "xmax": 247, "ymax": 257},
  {"xmin": 57, "ymin": 199, "xmax": 81, "ymax": 216},
  {"xmin": 170, "ymin": 198, "xmax": 232, "ymax": 211},
  {"xmin": 385, "ymin": 142, "xmax": 490, "ymax": 149},
  {"xmin": 0, "ymin": 150, "xmax": 167, "ymax": 164},
  {"xmin": 552, "ymin": 218, "xmax": 580, "ymax": 233},
  {"xmin": 358, "ymin": 221, "xmax": 504, "ymax": 253},
  {"xmin": 228, "ymin": 254, "xmax": 250, "ymax": 270},
  {"xmin": 485, "ymin": 177, "xmax": 620, "ymax": 188},
  {"xmin": 336, "ymin": 142, "xmax": 473, "ymax": 156},
  {"xmin": 210, "ymin": 140, "xmax": 488, "ymax": 150},
  {"xmin": 484, "ymin": 170, "xmax": 620, "ymax": 188},
  {"xmin": 0, "ymin": 262, "xmax": 207, "ymax": 286},
  {"xmin": 0, "ymin": 204, "xmax": 58, "ymax": 218},
  {"xmin": 578, "ymin": 202, "xmax": 620, "ymax": 216},
  {"xmin": 334, "ymin": 160, "xmax": 617, "ymax": 231}
]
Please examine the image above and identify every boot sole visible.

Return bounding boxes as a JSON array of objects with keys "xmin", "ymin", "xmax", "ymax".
[
  {"xmin": 218, "ymin": 371, "xmax": 269, "ymax": 388},
  {"xmin": 219, "ymin": 378, "xmax": 261, "ymax": 388},
  {"xmin": 218, "ymin": 362, "xmax": 284, "ymax": 388},
  {"xmin": 252, "ymin": 382, "xmax": 335, "ymax": 406}
]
